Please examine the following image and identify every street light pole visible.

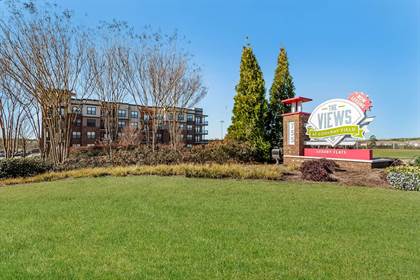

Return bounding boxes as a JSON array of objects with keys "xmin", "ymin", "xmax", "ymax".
[{"xmin": 220, "ymin": 120, "xmax": 224, "ymax": 140}]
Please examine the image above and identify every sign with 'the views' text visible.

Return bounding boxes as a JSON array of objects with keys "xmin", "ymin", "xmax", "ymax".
[{"xmin": 306, "ymin": 93, "xmax": 374, "ymax": 147}]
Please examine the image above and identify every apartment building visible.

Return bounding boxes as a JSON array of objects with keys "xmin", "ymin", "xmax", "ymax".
[{"xmin": 69, "ymin": 99, "xmax": 208, "ymax": 148}]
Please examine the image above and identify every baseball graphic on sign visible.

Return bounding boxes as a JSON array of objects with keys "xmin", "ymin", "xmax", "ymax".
[{"xmin": 306, "ymin": 94, "xmax": 375, "ymax": 147}]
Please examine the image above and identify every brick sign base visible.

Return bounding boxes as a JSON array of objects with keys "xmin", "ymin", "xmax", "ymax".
[
  {"xmin": 304, "ymin": 148, "xmax": 372, "ymax": 160},
  {"xmin": 283, "ymin": 155, "xmax": 393, "ymax": 171}
]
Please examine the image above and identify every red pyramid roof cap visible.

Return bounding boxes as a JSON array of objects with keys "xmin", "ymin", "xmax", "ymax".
[{"xmin": 281, "ymin": 96, "xmax": 312, "ymax": 105}]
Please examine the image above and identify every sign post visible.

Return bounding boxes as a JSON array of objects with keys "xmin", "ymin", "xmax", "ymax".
[{"xmin": 281, "ymin": 96, "xmax": 312, "ymax": 158}]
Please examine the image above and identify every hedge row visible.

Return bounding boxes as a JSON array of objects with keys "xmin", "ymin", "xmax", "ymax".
[
  {"xmin": 61, "ymin": 140, "xmax": 260, "ymax": 170},
  {"xmin": 0, "ymin": 158, "xmax": 53, "ymax": 179},
  {"xmin": 386, "ymin": 166, "xmax": 420, "ymax": 191}
]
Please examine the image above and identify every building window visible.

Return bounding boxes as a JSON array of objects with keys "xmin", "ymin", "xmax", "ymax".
[
  {"xmin": 86, "ymin": 118, "xmax": 96, "ymax": 127},
  {"xmin": 118, "ymin": 120, "xmax": 126, "ymax": 128},
  {"xmin": 87, "ymin": 131, "xmax": 96, "ymax": 140},
  {"xmin": 74, "ymin": 119, "xmax": 81, "ymax": 127},
  {"xmin": 87, "ymin": 106, "xmax": 96, "ymax": 115},
  {"xmin": 118, "ymin": 109, "xmax": 127, "ymax": 118},
  {"xmin": 72, "ymin": 106, "xmax": 81, "ymax": 113},
  {"xmin": 195, "ymin": 135, "xmax": 201, "ymax": 142},
  {"xmin": 186, "ymin": 144, "xmax": 192, "ymax": 148},
  {"xmin": 195, "ymin": 127, "xmax": 201, "ymax": 133},
  {"xmin": 187, "ymin": 114, "xmax": 194, "ymax": 122},
  {"xmin": 130, "ymin": 111, "xmax": 138, "ymax": 119},
  {"xmin": 178, "ymin": 114, "xmax": 185, "ymax": 121},
  {"xmin": 144, "ymin": 114, "xmax": 149, "ymax": 122},
  {"xmin": 72, "ymin": 131, "xmax": 81, "ymax": 139},
  {"xmin": 187, "ymin": 125, "xmax": 193, "ymax": 131},
  {"xmin": 72, "ymin": 144, "xmax": 81, "ymax": 147},
  {"xmin": 288, "ymin": 121, "xmax": 295, "ymax": 145},
  {"xmin": 131, "ymin": 122, "xmax": 138, "ymax": 128},
  {"xmin": 187, "ymin": 134, "xmax": 192, "ymax": 140},
  {"xmin": 195, "ymin": 117, "xmax": 201, "ymax": 124}
]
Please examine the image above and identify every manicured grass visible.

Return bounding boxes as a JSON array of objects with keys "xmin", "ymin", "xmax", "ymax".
[
  {"xmin": 0, "ymin": 176, "xmax": 419, "ymax": 279},
  {"xmin": 373, "ymin": 148, "xmax": 420, "ymax": 159}
]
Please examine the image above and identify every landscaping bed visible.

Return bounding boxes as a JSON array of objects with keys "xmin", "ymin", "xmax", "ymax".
[
  {"xmin": 0, "ymin": 164, "xmax": 288, "ymax": 186},
  {"xmin": 0, "ymin": 162, "xmax": 391, "ymax": 188}
]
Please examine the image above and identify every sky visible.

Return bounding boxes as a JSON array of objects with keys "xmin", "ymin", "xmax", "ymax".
[{"xmin": 10, "ymin": 0, "xmax": 420, "ymax": 139}]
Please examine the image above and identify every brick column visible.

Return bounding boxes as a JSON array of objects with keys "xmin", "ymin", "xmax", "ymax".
[{"xmin": 282, "ymin": 112, "xmax": 309, "ymax": 156}]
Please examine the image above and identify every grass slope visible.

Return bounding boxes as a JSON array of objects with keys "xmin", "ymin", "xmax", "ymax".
[
  {"xmin": 0, "ymin": 176, "xmax": 419, "ymax": 279},
  {"xmin": 373, "ymin": 148, "xmax": 420, "ymax": 159}
]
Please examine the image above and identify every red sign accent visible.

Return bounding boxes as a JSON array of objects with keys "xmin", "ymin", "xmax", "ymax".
[
  {"xmin": 348, "ymin": 92, "xmax": 372, "ymax": 112},
  {"xmin": 281, "ymin": 96, "xmax": 312, "ymax": 105},
  {"xmin": 304, "ymin": 148, "xmax": 372, "ymax": 160}
]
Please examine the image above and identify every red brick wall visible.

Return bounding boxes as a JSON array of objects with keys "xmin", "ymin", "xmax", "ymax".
[
  {"xmin": 282, "ymin": 113, "xmax": 309, "ymax": 156},
  {"xmin": 284, "ymin": 156, "xmax": 373, "ymax": 170}
]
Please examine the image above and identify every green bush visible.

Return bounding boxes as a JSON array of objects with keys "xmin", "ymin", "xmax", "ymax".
[
  {"xmin": 62, "ymin": 140, "xmax": 261, "ymax": 170},
  {"xmin": 69, "ymin": 145, "xmax": 107, "ymax": 158},
  {"xmin": 412, "ymin": 156, "xmax": 420, "ymax": 167},
  {"xmin": 188, "ymin": 140, "xmax": 259, "ymax": 164},
  {"xmin": 386, "ymin": 166, "xmax": 420, "ymax": 191},
  {"xmin": 0, "ymin": 158, "xmax": 53, "ymax": 178}
]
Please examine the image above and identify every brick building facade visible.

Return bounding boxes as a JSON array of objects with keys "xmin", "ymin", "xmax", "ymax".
[{"xmin": 69, "ymin": 99, "xmax": 208, "ymax": 148}]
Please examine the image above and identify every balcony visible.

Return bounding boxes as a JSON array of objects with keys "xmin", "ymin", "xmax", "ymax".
[{"xmin": 195, "ymin": 120, "xmax": 208, "ymax": 126}]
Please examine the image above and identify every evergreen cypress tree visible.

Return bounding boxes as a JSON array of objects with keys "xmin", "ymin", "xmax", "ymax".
[
  {"xmin": 267, "ymin": 48, "xmax": 295, "ymax": 149},
  {"xmin": 227, "ymin": 46, "xmax": 269, "ymax": 160}
]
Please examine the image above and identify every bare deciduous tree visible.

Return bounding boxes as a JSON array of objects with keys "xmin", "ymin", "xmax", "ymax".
[
  {"xmin": 18, "ymin": 115, "xmax": 33, "ymax": 157},
  {"xmin": 0, "ymin": 81, "xmax": 25, "ymax": 158},
  {"xmin": 118, "ymin": 126, "xmax": 141, "ymax": 147},
  {"xmin": 89, "ymin": 43, "xmax": 128, "ymax": 159},
  {"xmin": 167, "ymin": 66, "xmax": 207, "ymax": 148},
  {"xmin": 0, "ymin": 2, "xmax": 95, "ymax": 163},
  {"xmin": 123, "ymin": 31, "xmax": 207, "ymax": 150}
]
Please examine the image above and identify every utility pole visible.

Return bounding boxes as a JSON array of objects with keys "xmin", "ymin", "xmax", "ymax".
[{"xmin": 220, "ymin": 120, "xmax": 224, "ymax": 140}]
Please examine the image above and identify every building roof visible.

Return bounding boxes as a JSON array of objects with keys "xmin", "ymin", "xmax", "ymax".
[
  {"xmin": 281, "ymin": 96, "xmax": 312, "ymax": 105},
  {"xmin": 71, "ymin": 98, "xmax": 205, "ymax": 113}
]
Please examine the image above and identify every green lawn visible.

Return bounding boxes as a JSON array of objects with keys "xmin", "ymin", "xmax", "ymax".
[
  {"xmin": 373, "ymin": 148, "xmax": 420, "ymax": 159},
  {"xmin": 0, "ymin": 176, "xmax": 419, "ymax": 279}
]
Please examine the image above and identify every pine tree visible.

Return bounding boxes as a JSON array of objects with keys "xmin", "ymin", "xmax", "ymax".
[
  {"xmin": 267, "ymin": 48, "xmax": 295, "ymax": 149},
  {"xmin": 227, "ymin": 46, "xmax": 269, "ymax": 160}
]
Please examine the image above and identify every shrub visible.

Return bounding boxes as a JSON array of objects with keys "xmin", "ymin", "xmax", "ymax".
[
  {"xmin": 390, "ymin": 158, "xmax": 404, "ymax": 167},
  {"xmin": 411, "ymin": 156, "xmax": 420, "ymax": 167},
  {"xmin": 0, "ymin": 158, "xmax": 53, "ymax": 179},
  {"xmin": 300, "ymin": 159, "xmax": 337, "ymax": 182},
  {"xmin": 386, "ymin": 166, "xmax": 420, "ymax": 191},
  {"xmin": 319, "ymin": 158, "xmax": 339, "ymax": 173},
  {"xmin": 187, "ymin": 140, "xmax": 259, "ymax": 164},
  {"xmin": 0, "ymin": 164, "xmax": 287, "ymax": 186},
  {"xmin": 69, "ymin": 145, "xmax": 106, "ymax": 158},
  {"xmin": 62, "ymin": 140, "xmax": 260, "ymax": 170}
]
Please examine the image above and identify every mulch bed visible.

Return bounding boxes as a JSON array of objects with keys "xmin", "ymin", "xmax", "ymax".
[{"xmin": 283, "ymin": 169, "xmax": 390, "ymax": 188}]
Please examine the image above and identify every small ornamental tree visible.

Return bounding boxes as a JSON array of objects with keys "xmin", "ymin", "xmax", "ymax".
[
  {"xmin": 266, "ymin": 48, "xmax": 295, "ymax": 150},
  {"xmin": 227, "ymin": 46, "xmax": 269, "ymax": 161}
]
